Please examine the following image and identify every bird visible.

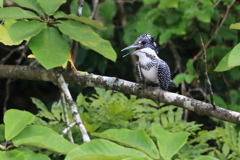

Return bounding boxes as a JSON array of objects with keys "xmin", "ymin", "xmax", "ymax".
[{"xmin": 121, "ymin": 33, "xmax": 178, "ymax": 91}]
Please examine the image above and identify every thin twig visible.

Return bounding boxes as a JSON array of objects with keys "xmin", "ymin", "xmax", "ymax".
[
  {"xmin": 199, "ymin": 33, "xmax": 216, "ymax": 110},
  {"xmin": 60, "ymin": 92, "xmax": 74, "ymax": 143},
  {"xmin": 61, "ymin": 122, "xmax": 76, "ymax": 137},
  {"xmin": 89, "ymin": 0, "xmax": 99, "ymax": 19},
  {"xmin": 57, "ymin": 74, "xmax": 90, "ymax": 142},
  {"xmin": 193, "ymin": 0, "xmax": 235, "ymax": 62}
]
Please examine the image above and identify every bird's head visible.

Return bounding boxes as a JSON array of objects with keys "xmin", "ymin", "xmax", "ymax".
[{"xmin": 121, "ymin": 33, "xmax": 158, "ymax": 57}]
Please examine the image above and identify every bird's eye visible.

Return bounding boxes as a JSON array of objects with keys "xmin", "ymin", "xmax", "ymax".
[{"xmin": 141, "ymin": 41, "xmax": 146, "ymax": 45}]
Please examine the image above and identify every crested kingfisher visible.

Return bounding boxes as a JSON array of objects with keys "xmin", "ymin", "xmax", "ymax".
[{"xmin": 121, "ymin": 33, "xmax": 178, "ymax": 91}]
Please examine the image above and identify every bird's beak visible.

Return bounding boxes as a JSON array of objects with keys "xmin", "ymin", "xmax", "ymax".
[{"xmin": 121, "ymin": 45, "xmax": 138, "ymax": 57}]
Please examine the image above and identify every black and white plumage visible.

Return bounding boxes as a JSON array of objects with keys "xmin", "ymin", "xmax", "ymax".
[{"xmin": 122, "ymin": 33, "xmax": 178, "ymax": 90}]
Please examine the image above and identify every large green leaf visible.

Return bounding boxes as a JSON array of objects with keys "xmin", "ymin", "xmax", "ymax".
[
  {"xmin": 17, "ymin": 148, "xmax": 51, "ymax": 160},
  {"xmin": 99, "ymin": 0, "xmax": 116, "ymax": 20},
  {"xmin": 0, "ymin": 7, "xmax": 39, "ymax": 20},
  {"xmin": 0, "ymin": 0, "xmax": 3, "ymax": 8},
  {"xmin": 54, "ymin": 11, "xmax": 106, "ymax": 30},
  {"xmin": 4, "ymin": 109, "xmax": 35, "ymax": 141},
  {"xmin": 0, "ymin": 20, "xmax": 23, "ymax": 45},
  {"xmin": 12, "ymin": 125, "xmax": 78, "ymax": 154},
  {"xmin": 152, "ymin": 124, "xmax": 189, "ymax": 160},
  {"xmin": 173, "ymin": 73, "xmax": 187, "ymax": 84},
  {"xmin": 65, "ymin": 139, "xmax": 151, "ymax": 160},
  {"xmin": 9, "ymin": 0, "xmax": 43, "ymax": 14},
  {"xmin": 158, "ymin": 0, "xmax": 179, "ymax": 9},
  {"xmin": 0, "ymin": 150, "xmax": 25, "ymax": 160},
  {"xmin": 194, "ymin": 156, "xmax": 219, "ymax": 160},
  {"xmin": 186, "ymin": 59, "xmax": 194, "ymax": 75},
  {"xmin": 92, "ymin": 129, "xmax": 159, "ymax": 159},
  {"xmin": 230, "ymin": 23, "xmax": 240, "ymax": 30},
  {"xmin": 37, "ymin": 0, "xmax": 66, "ymax": 15},
  {"xmin": 214, "ymin": 52, "xmax": 234, "ymax": 72},
  {"xmin": 28, "ymin": 27, "xmax": 69, "ymax": 69},
  {"xmin": 228, "ymin": 43, "xmax": 240, "ymax": 68},
  {"xmin": 8, "ymin": 21, "xmax": 46, "ymax": 42},
  {"xmin": 56, "ymin": 20, "xmax": 116, "ymax": 62}
]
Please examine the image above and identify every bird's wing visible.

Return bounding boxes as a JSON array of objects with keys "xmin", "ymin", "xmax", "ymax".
[
  {"xmin": 136, "ymin": 61, "xmax": 144, "ymax": 82},
  {"xmin": 157, "ymin": 60, "xmax": 171, "ymax": 90}
]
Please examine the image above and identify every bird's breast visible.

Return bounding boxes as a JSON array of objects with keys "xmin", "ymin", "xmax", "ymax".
[{"xmin": 141, "ymin": 66, "xmax": 158, "ymax": 83}]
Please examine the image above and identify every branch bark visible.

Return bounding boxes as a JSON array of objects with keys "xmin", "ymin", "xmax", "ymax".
[{"xmin": 0, "ymin": 64, "xmax": 240, "ymax": 124}]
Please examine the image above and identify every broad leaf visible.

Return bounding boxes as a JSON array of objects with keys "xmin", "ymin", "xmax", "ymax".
[
  {"xmin": 4, "ymin": 109, "xmax": 35, "ymax": 141},
  {"xmin": 54, "ymin": 11, "xmax": 106, "ymax": 30},
  {"xmin": 99, "ymin": 0, "xmax": 116, "ymax": 20},
  {"xmin": 12, "ymin": 125, "xmax": 78, "ymax": 154},
  {"xmin": 214, "ymin": 52, "xmax": 234, "ymax": 72},
  {"xmin": 194, "ymin": 156, "xmax": 219, "ymax": 160},
  {"xmin": 0, "ymin": 20, "xmax": 23, "ymax": 45},
  {"xmin": 0, "ymin": 0, "xmax": 3, "ymax": 8},
  {"xmin": 152, "ymin": 124, "xmax": 189, "ymax": 160},
  {"xmin": 56, "ymin": 20, "xmax": 116, "ymax": 62},
  {"xmin": 65, "ymin": 139, "xmax": 151, "ymax": 160},
  {"xmin": 92, "ymin": 129, "xmax": 159, "ymax": 159},
  {"xmin": 0, "ymin": 150, "xmax": 25, "ymax": 160},
  {"xmin": 0, "ymin": 7, "xmax": 39, "ymax": 20},
  {"xmin": 37, "ymin": 0, "xmax": 66, "ymax": 15},
  {"xmin": 185, "ymin": 74, "xmax": 195, "ymax": 84},
  {"xmin": 28, "ymin": 27, "xmax": 69, "ymax": 69},
  {"xmin": 186, "ymin": 59, "xmax": 194, "ymax": 75},
  {"xmin": 228, "ymin": 43, "xmax": 240, "ymax": 68},
  {"xmin": 9, "ymin": 21, "xmax": 46, "ymax": 42},
  {"xmin": 9, "ymin": 0, "xmax": 43, "ymax": 14},
  {"xmin": 173, "ymin": 73, "xmax": 187, "ymax": 84},
  {"xmin": 158, "ymin": 0, "xmax": 179, "ymax": 9},
  {"xmin": 17, "ymin": 148, "xmax": 51, "ymax": 160},
  {"xmin": 230, "ymin": 23, "xmax": 240, "ymax": 30}
]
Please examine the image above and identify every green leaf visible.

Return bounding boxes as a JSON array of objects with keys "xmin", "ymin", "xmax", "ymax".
[
  {"xmin": 158, "ymin": 0, "xmax": 179, "ymax": 9},
  {"xmin": 4, "ymin": 109, "xmax": 35, "ymax": 141},
  {"xmin": 230, "ymin": 23, "xmax": 240, "ymax": 30},
  {"xmin": 186, "ymin": 59, "xmax": 194, "ymax": 75},
  {"xmin": 92, "ymin": 129, "xmax": 159, "ymax": 159},
  {"xmin": 99, "ymin": 0, "xmax": 116, "ymax": 20},
  {"xmin": 54, "ymin": 11, "xmax": 106, "ymax": 30},
  {"xmin": 31, "ymin": 97, "xmax": 55, "ymax": 120},
  {"xmin": 37, "ymin": 0, "xmax": 66, "ymax": 15},
  {"xmin": 173, "ymin": 73, "xmax": 187, "ymax": 85},
  {"xmin": 0, "ymin": 0, "xmax": 3, "ymax": 8},
  {"xmin": 143, "ymin": 0, "xmax": 159, "ymax": 5},
  {"xmin": 0, "ymin": 150, "xmax": 25, "ymax": 160},
  {"xmin": 12, "ymin": 125, "xmax": 78, "ymax": 154},
  {"xmin": 0, "ymin": 124, "xmax": 5, "ymax": 141},
  {"xmin": 29, "ymin": 27, "xmax": 69, "ymax": 69},
  {"xmin": 56, "ymin": 20, "xmax": 117, "ymax": 62},
  {"xmin": 8, "ymin": 21, "xmax": 46, "ymax": 42},
  {"xmin": 152, "ymin": 124, "xmax": 189, "ymax": 160},
  {"xmin": 214, "ymin": 52, "xmax": 234, "ymax": 72},
  {"xmin": 0, "ymin": 20, "xmax": 23, "ymax": 45},
  {"xmin": 65, "ymin": 139, "xmax": 151, "ymax": 160},
  {"xmin": 9, "ymin": 0, "xmax": 43, "ymax": 14},
  {"xmin": 0, "ymin": 7, "xmax": 39, "ymax": 20},
  {"xmin": 17, "ymin": 148, "xmax": 51, "ymax": 160},
  {"xmin": 185, "ymin": 75, "xmax": 195, "ymax": 84},
  {"xmin": 228, "ymin": 43, "xmax": 240, "ymax": 68},
  {"xmin": 194, "ymin": 156, "xmax": 219, "ymax": 160}
]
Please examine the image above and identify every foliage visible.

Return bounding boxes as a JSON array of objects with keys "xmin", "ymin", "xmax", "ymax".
[
  {"xmin": 0, "ymin": 0, "xmax": 116, "ymax": 69},
  {"xmin": 1, "ymin": 89, "xmax": 240, "ymax": 159}
]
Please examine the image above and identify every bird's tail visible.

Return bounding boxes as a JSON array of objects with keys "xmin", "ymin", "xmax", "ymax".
[{"xmin": 169, "ymin": 80, "xmax": 178, "ymax": 88}]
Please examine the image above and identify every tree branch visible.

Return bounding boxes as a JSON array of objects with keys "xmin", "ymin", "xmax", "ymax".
[{"xmin": 0, "ymin": 65, "xmax": 240, "ymax": 124}]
